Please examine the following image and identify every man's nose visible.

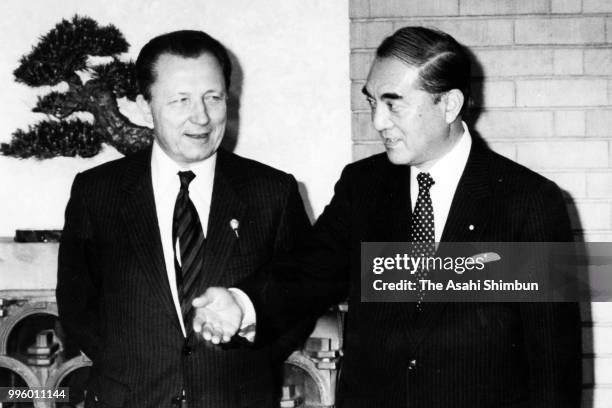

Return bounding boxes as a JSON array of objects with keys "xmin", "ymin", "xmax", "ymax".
[
  {"xmin": 371, "ymin": 105, "xmax": 392, "ymax": 132},
  {"xmin": 190, "ymin": 98, "xmax": 210, "ymax": 125}
]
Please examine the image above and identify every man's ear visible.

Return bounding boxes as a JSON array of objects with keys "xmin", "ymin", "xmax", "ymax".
[
  {"xmin": 136, "ymin": 94, "xmax": 154, "ymax": 125},
  {"xmin": 442, "ymin": 89, "xmax": 464, "ymax": 124}
]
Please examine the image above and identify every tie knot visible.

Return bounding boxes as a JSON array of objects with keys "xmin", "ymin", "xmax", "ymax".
[
  {"xmin": 416, "ymin": 172, "xmax": 435, "ymax": 191},
  {"xmin": 178, "ymin": 171, "xmax": 196, "ymax": 190}
]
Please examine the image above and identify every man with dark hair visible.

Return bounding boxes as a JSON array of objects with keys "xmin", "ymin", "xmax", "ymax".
[
  {"xmin": 57, "ymin": 30, "xmax": 312, "ymax": 407},
  {"xmin": 135, "ymin": 30, "xmax": 233, "ymax": 101},
  {"xmin": 194, "ymin": 26, "xmax": 582, "ymax": 408}
]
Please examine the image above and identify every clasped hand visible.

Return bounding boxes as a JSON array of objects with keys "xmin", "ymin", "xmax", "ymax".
[{"xmin": 192, "ymin": 287, "xmax": 244, "ymax": 344}]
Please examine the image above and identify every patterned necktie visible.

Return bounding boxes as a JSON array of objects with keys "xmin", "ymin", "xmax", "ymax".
[
  {"xmin": 172, "ymin": 171, "xmax": 206, "ymax": 326},
  {"xmin": 410, "ymin": 172, "xmax": 435, "ymax": 308}
]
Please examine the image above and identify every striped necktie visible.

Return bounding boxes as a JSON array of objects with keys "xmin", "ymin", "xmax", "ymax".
[{"xmin": 172, "ymin": 171, "xmax": 206, "ymax": 328}]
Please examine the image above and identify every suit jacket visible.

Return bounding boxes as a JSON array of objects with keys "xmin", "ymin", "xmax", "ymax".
[
  {"xmin": 57, "ymin": 148, "xmax": 312, "ymax": 408},
  {"xmin": 241, "ymin": 140, "xmax": 582, "ymax": 408}
]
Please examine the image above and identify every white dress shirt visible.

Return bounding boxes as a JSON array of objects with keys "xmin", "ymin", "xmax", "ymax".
[
  {"xmin": 151, "ymin": 141, "xmax": 216, "ymax": 336},
  {"xmin": 410, "ymin": 121, "xmax": 472, "ymax": 242}
]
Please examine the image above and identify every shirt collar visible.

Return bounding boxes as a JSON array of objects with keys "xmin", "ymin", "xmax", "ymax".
[
  {"xmin": 413, "ymin": 121, "xmax": 472, "ymax": 184},
  {"xmin": 150, "ymin": 141, "xmax": 217, "ymax": 191}
]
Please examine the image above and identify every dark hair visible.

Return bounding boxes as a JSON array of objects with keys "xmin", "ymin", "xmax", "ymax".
[
  {"xmin": 377, "ymin": 26, "xmax": 471, "ymax": 111},
  {"xmin": 136, "ymin": 30, "xmax": 232, "ymax": 100}
]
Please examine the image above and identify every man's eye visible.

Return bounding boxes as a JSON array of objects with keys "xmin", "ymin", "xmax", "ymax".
[
  {"xmin": 204, "ymin": 94, "xmax": 225, "ymax": 104},
  {"xmin": 170, "ymin": 97, "xmax": 190, "ymax": 105},
  {"xmin": 386, "ymin": 101, "xmax": 398, "ymax": 112}
]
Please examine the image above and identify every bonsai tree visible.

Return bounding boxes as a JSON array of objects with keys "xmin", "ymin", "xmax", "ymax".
[{"xmin": 1, "ymin": 15, "xmax": 153, "ymax": 159}]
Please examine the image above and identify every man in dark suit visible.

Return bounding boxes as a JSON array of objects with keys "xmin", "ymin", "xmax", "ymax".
[
  {"xmin": 193, "ymin": 27, "xmax": 582, "ymax": 407},
  {"xmin": 56, "ymin": 30, "xmax": 312, "ymax": 408}
]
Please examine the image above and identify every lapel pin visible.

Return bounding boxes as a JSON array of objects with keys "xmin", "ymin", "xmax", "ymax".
[
  {"xmin": 466, "ymin": 252, "xmax": 501, "ymax": 264},
  {"xmin": 230, "ymin": 219, "xmax": 240, "ymax": 238},
  {"xmin": 468, "ymin": 224, "xmax": 475, "ymax": 231}
]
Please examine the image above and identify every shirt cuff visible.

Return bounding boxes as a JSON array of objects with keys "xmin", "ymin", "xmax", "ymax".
[{"xmin": 228, "ymin": 288, "xmax": 256, "ymax": 342}]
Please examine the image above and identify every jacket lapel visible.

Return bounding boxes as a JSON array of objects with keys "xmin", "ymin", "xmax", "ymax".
[
  {"xmin": 409, "ymin": 141, "xmax": 494, "ymax": 351},
  {"xmin": 440, "ymin": 141, "xmax": 492, "ymax": 243},
  {"xmin": 370, "ymin": 158, "xmax": 412, "ymax": 241},
  {"xmin": 196, "ymin": 150, "xmax": 246, "ymax": 292},
  {"xmin": 365, "ymin": 160, "xmax": 425, "ymax": 341},
  {"xmin": 387, "ymin": 163, "xmax": 413, "ymax": 241},
  {"xmin": 120, "ymin": 149, "xmax": 181, "ymax": 331}
]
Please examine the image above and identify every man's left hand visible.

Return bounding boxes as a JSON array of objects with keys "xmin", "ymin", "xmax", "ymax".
[{"xmin": 192, "ymin": 287, "xmax": 244, "ymax": 344}]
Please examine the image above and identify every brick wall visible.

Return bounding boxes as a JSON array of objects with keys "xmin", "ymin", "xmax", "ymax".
[
  {"xmin": 350, "ymin": 1, "xmax": 612, "ymax": 407},
  {"xmin": 350, "ymin": 0, "xmax": 612, "ymax": 243}
]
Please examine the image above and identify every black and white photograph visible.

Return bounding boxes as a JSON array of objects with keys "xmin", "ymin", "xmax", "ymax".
[{"xmin": 0, "ymin": 0, "xmax": 611, "ymax": 407}]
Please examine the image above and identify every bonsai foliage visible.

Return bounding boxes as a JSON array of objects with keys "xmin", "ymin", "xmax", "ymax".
[{"xmin": 1, "ymin": 15, "xmax": 153, "ymax": 159}]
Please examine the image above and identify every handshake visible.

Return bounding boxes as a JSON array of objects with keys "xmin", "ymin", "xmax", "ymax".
[{"xmin": 191, "ymin": 287, "xmax": 250, "ymax": 344}]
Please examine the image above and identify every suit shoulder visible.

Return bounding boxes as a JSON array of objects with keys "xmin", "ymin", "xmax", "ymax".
[
  {"xmin": 483, "ymin": 146, "xmax": 562, "ymax": 198},
  {"xmin": 77, "ymin": 150, "xmax": 148, "ymax": 181},
  {"xmin": 220, "ymin": 150, "xmax": 295, "ymax": 185},
  {"xmin": 219, "ymin": 151, "xmax": 302, "ymax": 211},
  {"xmin": 341, "ymin": 152, "xmax": 390, "ymax": 179},
  {"xmin": 70, "ymin": 150, "xmax": 150, "ymax": 199}
]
